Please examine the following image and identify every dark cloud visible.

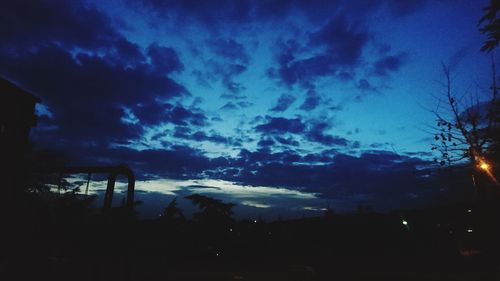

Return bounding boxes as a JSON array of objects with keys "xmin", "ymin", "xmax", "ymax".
[
  {"xmin": 1, "ymin": 45, "xmax": 186, "ymax": 144},
  {"xmin": 0, "ymin": 0, "xmax": 188, "ymax": 146},
  {"xmin": 190, "ymin": 131, "xmax": 229, "ymax": 144},
  {"xmin": 254, "ymin": 117, "xmax": 351, "ymax": 147},
  {"xmin": 373, "ymin": 52, "xmax": 408, "ymax": 76},
  {"xmin": 133, "ymin": 103, "xmax": 207, "ymax": 127},
  {"xmin": 130, "ymin": 0, "xmax": 254, "ymax": 31},
  {"xmin": 0, "ymin": 0, "xmax": 117, "ymax": 50},
  {"xmin": 266, "ymin": 39, "xmax": 301, "ymax": 87},
  {"xmin": 207, "ymin": 38, "xmax": 249, "ymax": 64},
  {"xmin": 267, "ymin": 49, "xmax": 339, "ymax": 89},
  {"xmin": 274, "ymin": 136, "xmax": 299, "ymax": 146},
  {"xmin": 337, "ymin": 71, "xmax": 354, "ymax": 81},
  {"xmin": 130, "ymin": 102, "xmax": 170, "ymax": 126},
  {"xmin": 257, "ymin": 136, "xmax": 299, "ymax": 149},
  {"xmin": 255, "ymin": 117, "xmax": 306, "ymax": 135},
  {"xmin": 104, "ymin": 144, "xmax": 433, "ymax": 204},
  {"xmin": 78, "ymin": 145, "xmax": 218, "ymax": 179},
  {"xmin": 61, "ymin": 135, "xmax": 445, "ymax": 211},
  {"xmin": 207, "ymin": 60, "xmax": 247, "ymax": 94},
  {"xmin": 237, "ymin": 101, "xmax": 253, "ymax": 108},
  {"xmin": 131, "ymin": 0, "xmax": 427, "ymax": 32},
  {"xmin": 164, "ymin": 105, "xmax": 207, "ymax": 126},
  {"xmin": 1, "ymin": 0, "xmax": 442, "ymax": 214},
  {"xmin": 271, "ymin": 93, "xmax": 296, "ymax": 112},
  {"xmin": 172, "ymin": 126, "xmax": 191, "ymax": 139},
  {"xmin": 257, "ymin": 138, "xmax": 275, "ymax": 148},
  {"xmin": 219, "ymin": 100, "xmax": 253, "ymax": 110},
  {"xmin": 261, "ymin": 6, "xmax": 417, "ymax": 99},
  {"xmin": 191, "ymin": 69, "xmax": 211, "ymax": 87},
  {"xmin": 189, "ymin": 37, "xmax": 250, "ymax": 94},
  {"xmin": 235, "ymin": 148, "xmax": 303, "ymax": 166},
  {"xmin": 220, "ymin": 102, "xmax": 238, "ymax": 110},
  {"xmin": 369, "ymin": 142, "xmax": 390, "ymax": 148},
  {"xmin": 217, "ymin": 149, "xmax": 437, "ymax": 210},
  {"xmin": 173, "ymin": 126, "xmax": 230, "ymax": 144},
  {"xmin": 147, "ymin": 43, "xmax": 184, "ymax": 73},
  {"xmin": 299, "ymin": 89, "xmax": 321, "ymax": 111},
  {"xmin": 268, "ymin": 17, "xmax": 371, "ymax": 89},
  {"xmin": 305, "ymin": 122, "xmax": 349, "ymax": 146},
  {"xmin": 309, "ymin": 17, "xmax": 369, "ymax": 66},
  {"xmin": 357, "ymin": 79, "xmax": 377, "ymax": 91},
  {"xmin": 0, "ymin": 0, "xmax": 150, "ymax": 68}
]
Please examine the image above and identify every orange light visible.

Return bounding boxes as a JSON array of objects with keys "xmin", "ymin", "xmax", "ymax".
[
  {"xmin": 470, "ymin": 148, "xmax": 498, "ymax": 185},
  {"xmin": 476, "ymin": 158, "xmax": 498, "ymax": 184},
  {"xmin": 479, "ymin": 161, "xmax": 490, "ymax": 172}
]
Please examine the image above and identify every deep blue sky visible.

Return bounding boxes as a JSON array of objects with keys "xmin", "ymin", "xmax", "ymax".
[{"xmin": 0, "ymin": 0, "xmax": 493, "ymax": 218}]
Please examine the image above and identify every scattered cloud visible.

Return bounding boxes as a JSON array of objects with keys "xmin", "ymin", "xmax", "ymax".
[
  {"xmin": 270, "ymin": 93, "xmax": 296, "ymax": 112},
  {"xmin": 373, "ymin": 52, "xmax": 408, "ymax": 76}
]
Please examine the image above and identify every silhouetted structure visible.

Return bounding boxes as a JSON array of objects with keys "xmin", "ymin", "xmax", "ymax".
[
  {"xmin": 0, "ymin": 76, "xmax": 40, "ymax": 194},
  {"xmin": 40, "ymin": 164, "xmax": 136, "ymax": 210},
  {"xmin": 163, "ymin": 197, "xmax": 185, "ymax": 221},
  {"xmin": 186, "ymin": 194, "xmax": 235, "ymax": 223}
]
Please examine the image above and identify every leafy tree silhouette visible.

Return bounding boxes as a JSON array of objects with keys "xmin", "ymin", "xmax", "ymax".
[
  {"xmin": 185, "ymin": 194, "xmax": 235, "ymax": 224},
  {"xmin": 479, "ymin": 0, "xmax": 500, "ymax": 52},
  {"xmin": 430, "ymin": 3, "xmax": 500, "ymax": 189},
  {"xmin": 163, "ymin": 197, "xmax": 185, "ymax": 221},
  {"xmin": 185, "ymin": 194, "xmax": 236, "ymax": 256},
  {"xmin": 479, "ymin": 1, "xmax": 500, "ymax": 165},
  {"xmin": 427, "ymin": 2, "xmax": 500, "ymax": 216}
]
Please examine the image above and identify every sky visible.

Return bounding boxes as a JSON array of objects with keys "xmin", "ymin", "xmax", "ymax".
[{"xmin": 0, "ymin": 0, "xmax": 493, "ymax": 219}]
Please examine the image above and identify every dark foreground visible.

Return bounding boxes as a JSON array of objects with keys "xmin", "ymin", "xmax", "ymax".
[{"xmin": 1, "ymin": 195, "xmax": 500, "ymax": 281}]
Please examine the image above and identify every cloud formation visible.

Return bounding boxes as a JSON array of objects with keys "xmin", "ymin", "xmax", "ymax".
[{"xmin": 0, "ymin": 0, "xmax": 457, "ymax": 216}]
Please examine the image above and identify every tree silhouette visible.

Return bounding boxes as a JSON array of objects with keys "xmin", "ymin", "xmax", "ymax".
[
  {"xmin": 479, "ymin": 0, "xmax": 500, "ymax": 52},
  {"xmin": 185, "ymin": 194, "xmax": 235, "ymax": 224},
  {"xmin": 430, "ymin": 5, "xmax": 500, "ymax": 190},
  {"xmin": 479, "ymin": 0, "xmax": 500, "ymax": 164},
  {"xmin": 163, "ymin": 197, "xmax": 185, "ymax": 221},
  {"xmin": 431, "ymin": 64, "xmax": 499, "ymax": 190},
  {"xmin": 431, "ymin": 64, "xmax": 498, "ymax": 161}
]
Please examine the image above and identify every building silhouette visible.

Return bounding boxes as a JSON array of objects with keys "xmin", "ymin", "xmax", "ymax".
[{"xmin": 0, "ymin": 76, "xmax": 40, "ymax": 194}]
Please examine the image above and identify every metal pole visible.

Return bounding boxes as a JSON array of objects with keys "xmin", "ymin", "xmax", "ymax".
[
  {"xmin": 103, "ymin": 173, "xmax": 116, "ymax": 210},
  {"xmin": 85, "ymin": 172, "xmax": 91, "ymax": 195}
]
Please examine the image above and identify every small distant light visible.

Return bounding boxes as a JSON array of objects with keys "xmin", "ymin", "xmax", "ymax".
[
  {"xmin": 467, "ymin": 228, "xmax": 473, "ymax": 233},
  {"xmin": 229, "ymin": 228, "xmax": 233, "ymax": 232},
  {"xmin": 216, "ymin": 252, "xmax": 220, "ymax": 257},
  {"xmin": 253, "ymin": 219, "xmax": 257, "ymax": 223},
  {"xmin": 467, "ymin": 209, "xmax": 472, "ymax": 213},
  {"xmin": 402, "ymin": 220, "xmax": 408, "ymax": 226}
]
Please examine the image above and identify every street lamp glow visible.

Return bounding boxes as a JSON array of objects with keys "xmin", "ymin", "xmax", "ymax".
[
  {"xmin": 402, "ymin": 220, "xmax": 408, "ymax": 226},
  {"xmin": 479, "ymin": 161, "xmax": 490, "ymax": 172},
  {"xmin": 476, "ymin": 157, "xmax": 498, "ymax": 184}
]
